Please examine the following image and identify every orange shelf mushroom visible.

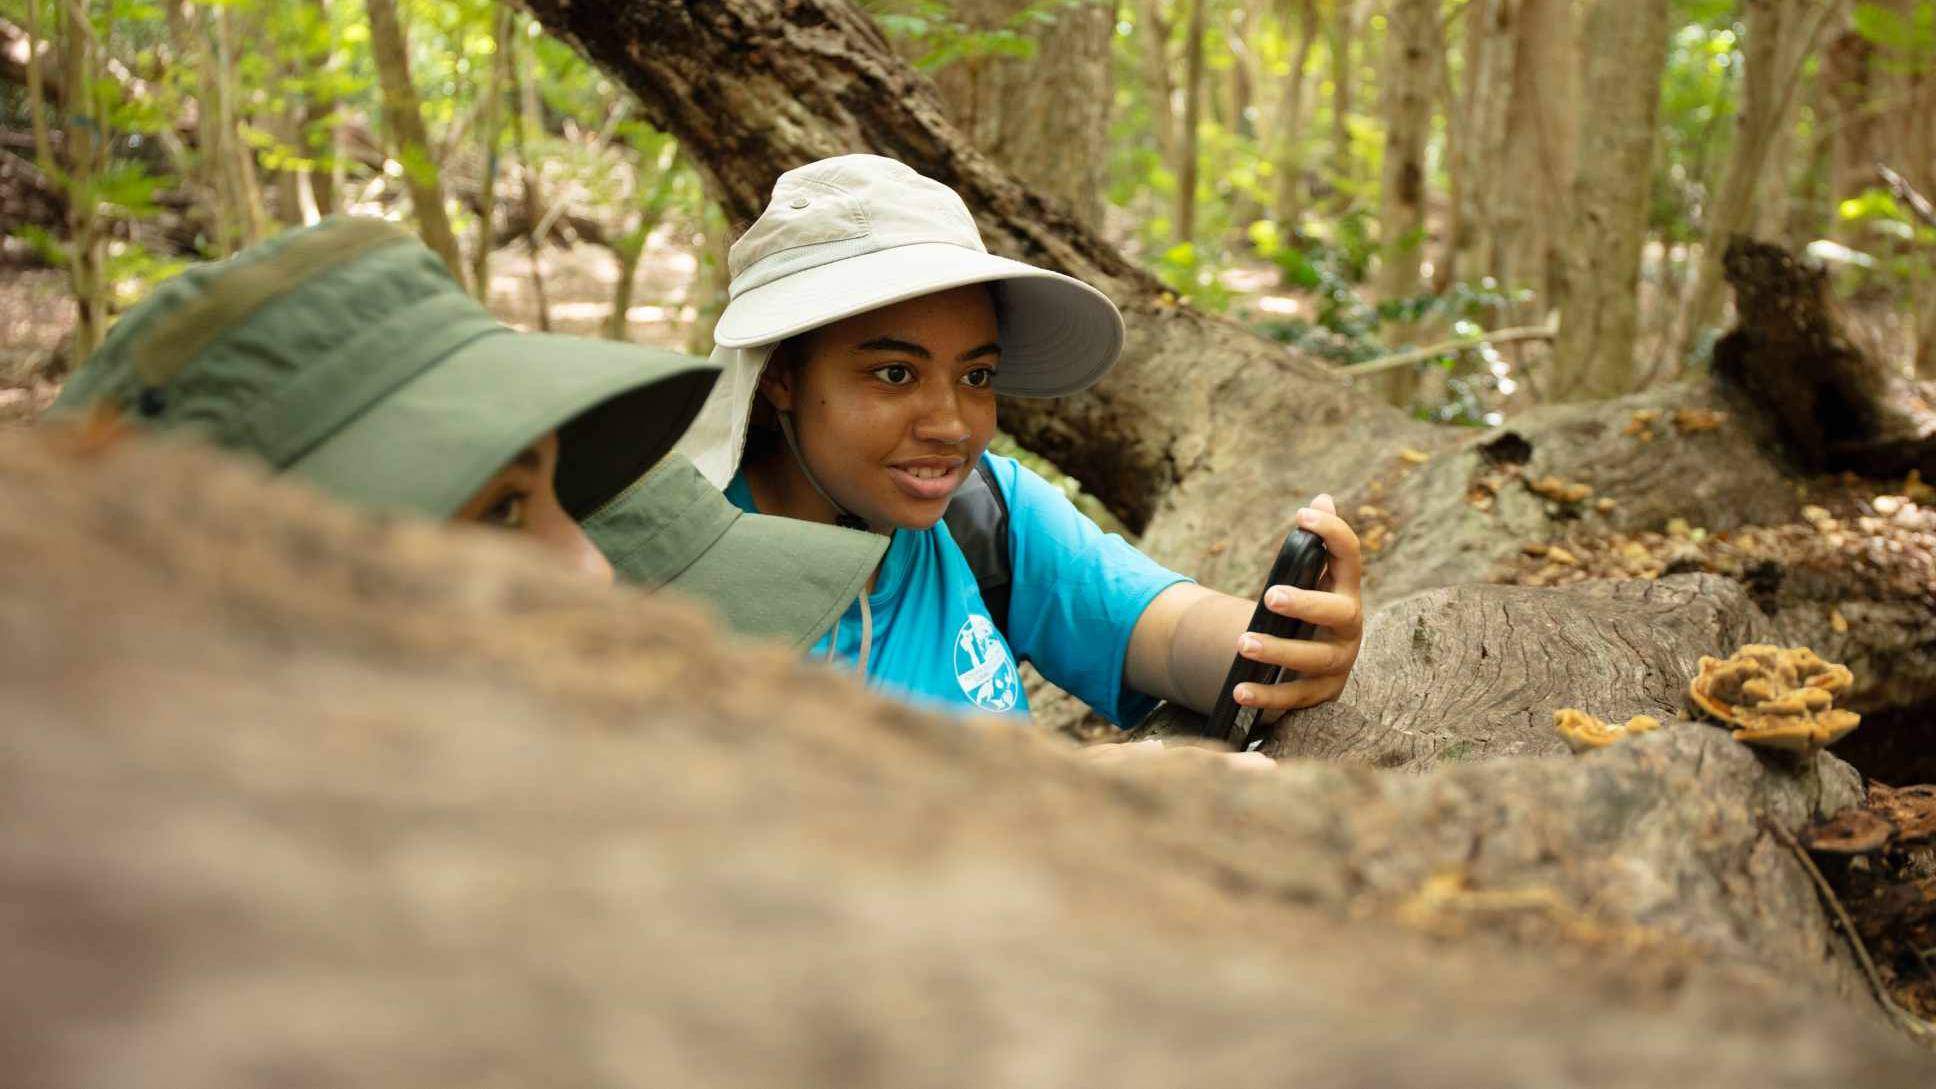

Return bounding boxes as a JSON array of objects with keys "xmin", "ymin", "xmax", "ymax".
[
  {"xmin": 1553, "ymin": 708, "xmax": 1663, "ymax": 753},
  {"xmin": 1686, "ymin": 644, "xmax": 1860, "ymax": 755}
]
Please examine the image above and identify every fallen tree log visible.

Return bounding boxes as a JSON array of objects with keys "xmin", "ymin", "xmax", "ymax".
[{"xmin": 3, "ymin": 422, "xmax": 1935, "ymax": 1085}]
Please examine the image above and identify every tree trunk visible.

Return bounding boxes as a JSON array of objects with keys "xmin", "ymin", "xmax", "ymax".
[
  {"xmin": 1439, "ymin": 0, "xmax": 1518, "ymax": 294},
  {"xmin": 214, "ymin": 5, "xmax": 269, "ymax": 246},
  {"xmin": 1492, "ymin": 0, "xmax": 1577, "ymax": 316},
  {"xmin": 1270, "ymin": 0, "xmax": 1320, "ymax": 230},
  {"xmin": 1549, "ymin": 0, "xmax": 1672, "ymax": 401},
  {"xmin": 507, "ymin": 16, "xmax": 552, "ymax": 332},
  {"xmin": 271, "ymin": 58, "xmax": 309, "ymax": 227},
  {"xmin": 684, "ymin": 192, "xmax": 731, "ymax": 356},
  {"xmin": 302, "ymin": 0, "xmax": 339, "ymax": 218},
  {"xmin": 364, "ymin": 0, "xmax": 465, "ymax": 284},
  {"xmin": 471, "ymin": 3, "xmax": 512, "ymax": 303},
  {"xmin": 23, "ymin": 0, "xmax": 55, "ymax": 177},
  {"xmin": 1326, "ymin": 0, "xmax": 1358, "ymax": 200},
  {"xmin": 1136, "ymin": 0, "xmax": 1178, "ymax": 169},
  {"xmin": 1371, "ymin": 0, "xmax": 1442, "ymax": 406},
  {"xmin": 1174, "ymin": 0, "xmax": 1206, "ymax": 245},
  {"xmin": 928, "ymin": 0, "xmax": 1114, "ymax": 231},
  {"xmin": 53, "ymin": 0, "xmax": 108, "ymax": 360},
  {"xmin": 1680, "ymin": 0, "xmax": 1839, "ymax": 354},
  {"xmin": 1822, "ymin": 25, "xmax": 1877, "ymax": 243}
]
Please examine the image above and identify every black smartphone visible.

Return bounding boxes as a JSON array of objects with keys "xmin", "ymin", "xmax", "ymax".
[{"xmin": 1203, "ymin": 526, "xmax": 1330, "ymax": 752}]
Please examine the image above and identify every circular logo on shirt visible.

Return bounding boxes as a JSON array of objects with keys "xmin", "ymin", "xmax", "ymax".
[{"xmin": 953, "ymin": 613, "xmax": 1019, "ymax": 712}]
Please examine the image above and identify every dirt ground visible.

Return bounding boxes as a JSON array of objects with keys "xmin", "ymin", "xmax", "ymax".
[{"xmin": 0, "ymin": 266, "xmax": 70, "ymax": 425}]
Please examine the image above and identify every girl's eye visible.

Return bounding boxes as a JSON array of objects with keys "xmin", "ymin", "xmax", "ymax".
[
  {"xmin": 872, "ymin": 363, "xmax": 915, "ymax": 386},
  {"xmin": 479, "ymin": 492, "xmax": 529, "ymax": 529},
  {"xmin": 961, "ymin": 367, "xmax": 997, "ymax": 390}
]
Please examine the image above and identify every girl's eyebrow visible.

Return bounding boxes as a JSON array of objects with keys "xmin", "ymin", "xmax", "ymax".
[
  {"xmin": 855, "ymin": 336, "xmax": 930, "ymax": 359},
  {"xmin": 958, "ymin": 342, "xmax": 1001, "ymax": 363}
]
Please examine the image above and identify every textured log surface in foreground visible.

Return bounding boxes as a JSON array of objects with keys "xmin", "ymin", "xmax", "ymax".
[{"xmin": 2, "ymin": 428, "xmax": 1932, "ymax": 1087}]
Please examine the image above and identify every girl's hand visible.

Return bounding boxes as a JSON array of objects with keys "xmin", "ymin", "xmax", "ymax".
[{"xmin": 1231, "ymin": 494, "xmax": 1364, "ymax": 716}]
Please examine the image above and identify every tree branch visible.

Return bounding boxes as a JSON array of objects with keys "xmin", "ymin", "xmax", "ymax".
[
  {"xmin": 1343, "ymin": 317, "xmax": 1559, "ymax": 378},
  {"xmin": 1878, "ymin": 161, "xmax": 1936, "ymax": 230}
]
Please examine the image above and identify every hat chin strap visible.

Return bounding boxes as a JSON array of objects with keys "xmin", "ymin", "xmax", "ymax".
[
  {"xmin": 776, "ymin": 410, "xmax": 872, "ymax": 533},
  {"xmin": 777, "ymin": 408, "xmax": 875, "ymax": 678}
]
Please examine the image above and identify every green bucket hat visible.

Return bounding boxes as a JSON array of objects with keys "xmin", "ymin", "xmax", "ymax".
[
  {"xmin": 53, "ymin": 216, "xmax": 715, "ymax": 519},
  {"xmin": 54, "ymin": 216, "xmax": 888, "ymax": 650},
  {"xmin": 584, "ymin": 454, "xmax": 887, "ymax": 649}
]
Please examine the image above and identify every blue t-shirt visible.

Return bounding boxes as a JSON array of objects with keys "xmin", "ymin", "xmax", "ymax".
[{"xmin": 725, "ymin": 452, "xmax": 1190, "ymax": 726}]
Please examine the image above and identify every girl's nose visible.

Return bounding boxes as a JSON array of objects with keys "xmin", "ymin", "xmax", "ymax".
[
  {"xmin": 561, "ymin": 523, "xmax": 617, "ymax": 585},
  {"xmin": 913, "ymin": 389, "xmax": 970, "ymax": 444}
]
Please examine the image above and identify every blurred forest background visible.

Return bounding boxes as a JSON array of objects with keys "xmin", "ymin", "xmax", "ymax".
[{"xmin": 1, "ymin": 0, "xmax": 1932, "ymax": 431}]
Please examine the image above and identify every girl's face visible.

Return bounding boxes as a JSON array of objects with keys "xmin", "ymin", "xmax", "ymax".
[
  {"xmin": 761, "ymin": 285, "xmax": 1001, "ymax": 531},
  {"xmin": 453, "ymin": 430, "xmax": 615, "ymax": 584}
]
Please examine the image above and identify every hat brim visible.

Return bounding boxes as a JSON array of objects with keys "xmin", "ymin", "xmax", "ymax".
[
  {"xmin": 584, "ymin": 454, "xmax": 887, "ymax": 649},
  {"xmin": 712, "ymin": 242, "xmax": 1124, "ymax": 399},
  {"xmin": 290, "ymin": 330, "xmax": 718, "ymax": 520},
  {"xmin": 666, "ymin": 511, "xmax": 884, "ymax": 649}
]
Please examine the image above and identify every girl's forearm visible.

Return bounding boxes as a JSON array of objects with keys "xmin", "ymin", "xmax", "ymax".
[{"xmin": 1125, "ymin": 583, "xmax": 1251, "ymax": 715}]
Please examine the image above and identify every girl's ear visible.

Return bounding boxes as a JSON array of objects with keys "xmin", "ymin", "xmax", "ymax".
[
  {"xmin": 757, "ymin": 362, "xmax": 796, "ymax": 413},
  {"xmin": 758, "ymin": 342, "xmax": 801, "ymax": 413}
]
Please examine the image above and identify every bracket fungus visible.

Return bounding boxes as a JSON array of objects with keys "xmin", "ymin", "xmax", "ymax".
[
  {"xmin": 1553, "ymin": 708, "xmax": 1663, "ymax": 753},
  {"xmin": 1686, "ymin": 644, "xmax": 1860, "ymax": 755}
]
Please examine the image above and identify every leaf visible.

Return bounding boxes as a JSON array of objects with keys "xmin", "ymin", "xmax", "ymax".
[{"xmin": 1851, "ymin": 2, "xmax": 1917, "ymax": 49}]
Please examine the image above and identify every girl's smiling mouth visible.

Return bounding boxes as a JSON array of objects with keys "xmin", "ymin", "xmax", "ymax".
[{"xmin": 886, "ymin": 458, "xmax": 966, "ymax": 501}]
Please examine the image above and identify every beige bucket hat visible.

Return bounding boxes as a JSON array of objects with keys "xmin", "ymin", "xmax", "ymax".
[{"xmin": 676, "ymin": 154, "xmax": 1125, "ymax": 487}]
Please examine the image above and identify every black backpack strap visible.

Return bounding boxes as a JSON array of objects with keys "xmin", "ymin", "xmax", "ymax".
[{"xmin": 942, "ymin": 458, "xmax": 1012, "ymax": 639}]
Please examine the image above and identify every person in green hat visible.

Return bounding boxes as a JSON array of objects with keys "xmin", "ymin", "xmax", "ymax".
[{"xmin": 52, "ymin": 216, "xmax": 885, "ymax": 648}]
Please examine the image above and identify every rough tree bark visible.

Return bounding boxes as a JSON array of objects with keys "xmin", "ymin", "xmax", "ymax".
[
  {"xmin": 928, "ymin": 0, "xmax": 1114, "ymax": 231},
  {"xmin": 1549, "ymin": 0, "xmax": 1672, "ymax": 401},
  {"xmin": 4, "ymin": 426, "xmax": 1934, "ymax": 1085}
]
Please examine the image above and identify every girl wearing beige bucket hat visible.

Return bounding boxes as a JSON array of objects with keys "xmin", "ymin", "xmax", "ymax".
[{"xmin": 677, "ymin": 155, "xmax": 1363, "ymax": 730}]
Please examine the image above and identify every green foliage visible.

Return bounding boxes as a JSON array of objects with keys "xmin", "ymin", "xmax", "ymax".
[
  {"xmin": 1852, "ymin": 1, "xmax": 1936, "ymax": 70},
  {"xmin": 1651, "ymin": 14, "xmax": 1743, "ymax": 242},
  {"xmin": 1251, "ymin": 216, "xmax": 1529, "ymax": 426},
  {"xmin": 865, "ymin": 1, "xmax": 1091, "ymax": 71}
]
